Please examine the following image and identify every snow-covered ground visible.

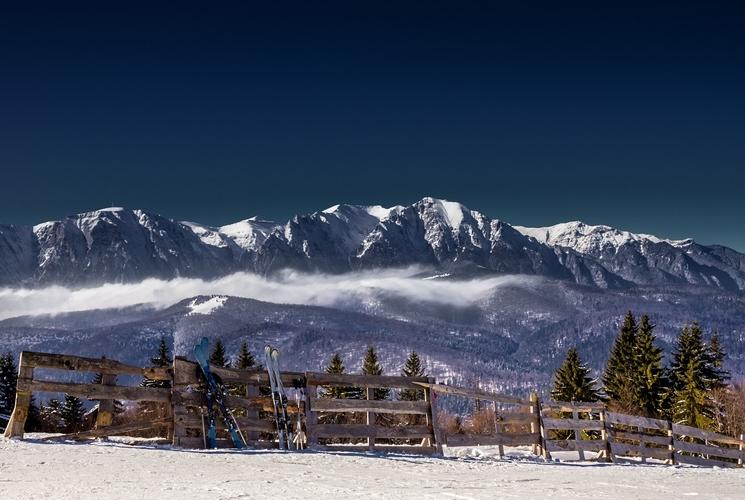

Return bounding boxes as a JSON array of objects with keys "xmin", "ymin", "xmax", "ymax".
[{"xmin": 1, "ymin": 438, "xmax": 743, "ymax": 499}]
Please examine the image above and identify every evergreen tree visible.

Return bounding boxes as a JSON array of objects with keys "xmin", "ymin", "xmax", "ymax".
[
  {"xmin": 602, "ymin": 311, "xmax": 638, "ymax": 411},
  {"xmin": 708, "ymin": 331, "xmax": 729, "ymax": 390},
  {"xmin": 399, "ymin": 350, "xmax": 426, "ymax": 402},
  {"xmin": 319, "ymin": 353, "xmax": 349, "ymax": 426},
  {"xmin": 60, "ymin": 394, "xmax": 85, "ymax": 433},
  {"xmin": 633, "ymin": 315, "xmax": 667, "ymax": 417},
  {"xmin": 40, "ymin": 398, "xmax": 63, "ymax": 432},
  {"xmin": 0, "ymin": 352, "xmax": 18, "ymax": 415},
  {"xmin": 142, "ymin": 337, "xmax": 172, "ymax": 389},
  {"xmin": 237, "ymin": 341, "xmax": 257, "ymax": 370},
  {"xmin": 362, "ymin": 346, "xmax": 390, "ymax": 400},
  {"xmin": 669, "ymin": 323, "xmax": 718, "ymax": 428},
  {"xmin": 322, "ymin": 353, "xmax": 348, "ymax": 400},
  {"xmin": 209, "ymin": 339, "xmax": 229, "ymax": 368},
  {"xmin": 551, "ymin": 347, "xmax": 601, "ymax": 402}
]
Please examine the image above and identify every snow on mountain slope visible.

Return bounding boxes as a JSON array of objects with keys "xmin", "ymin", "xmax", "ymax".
[
  {"xmin": 219, "ymin": 217, "xmax": 281, "ymax": 251},
  {"xmin": 1, "ymin": 198, "xmax": 744, "ymax": 291},
  {"xmin": 515, "ymin": 221, "xmax": 690, "ymax": 253}
]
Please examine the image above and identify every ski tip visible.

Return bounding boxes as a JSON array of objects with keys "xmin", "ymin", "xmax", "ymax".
[{"xmin": 264, "ymin": 344, "xmax": 273, "ymax": 355}]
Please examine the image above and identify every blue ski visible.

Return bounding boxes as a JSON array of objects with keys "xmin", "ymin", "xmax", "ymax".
[{"xmin": 193, "ymin": 337, "xmax": 245, "ymax": 449}]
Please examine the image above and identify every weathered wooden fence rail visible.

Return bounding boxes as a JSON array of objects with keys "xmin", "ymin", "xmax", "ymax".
[{"xmin": 4, "ymin": 350, "xmax": 745, "ymax": 468}]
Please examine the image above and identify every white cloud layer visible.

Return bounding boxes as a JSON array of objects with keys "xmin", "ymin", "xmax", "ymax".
[{"xmin": 0, "ymin": 268, "xmax": 530, "ymax": 321}]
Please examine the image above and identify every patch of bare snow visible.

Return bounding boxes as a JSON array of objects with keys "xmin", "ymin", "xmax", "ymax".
[{"xmin": 187, "ymin": 296, "xmax": 228, "ymax": 315}]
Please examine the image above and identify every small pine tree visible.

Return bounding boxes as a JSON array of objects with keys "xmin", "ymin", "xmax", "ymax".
[
  {"xmin": 210, "ymin": 339, "xmax": 229, "ymax": 368},
  {"xmin": 40, "ymin": 398, "xmax": 64, "ymax": 431},
  {"xmin": 142, "ymin": 337, "xmax": 172, "ymax": 389},
  {"xmin": 669, "ymin": 323, "xmax": 718, "ymax": 428},
  {"xmin": 633, "ymin": 315, "xmax": 667, "ymax": 418},
  {"xmin": 320, "ymin": 353, "xmax": 349, "ymax": 426},
  {"xmin": 362, "ymin": 346, "xmax": 390, "ymax": 400},
  {"xmin": 551, "ymin": 347, "xmax": 601, "ymax": 402},
  {"xmin": 602, "ymin": 311, "xmax": 638, "ymax": 411},
  {"xmin": 0, "ymin": 352, "xmax": 18, "ymax": 415},
  {"xmin": 399, "ymin": 350, "xmax": 425, "ymax": 401},
  {"xmin": 60, "ymin": 394, "xmax": 85, "ymax": 433},
  {"xmin": 237, "ymin": 341, "xmax": 257, "ymax": 370}
]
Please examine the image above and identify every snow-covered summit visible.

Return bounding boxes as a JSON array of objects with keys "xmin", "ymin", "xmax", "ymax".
[
  {"xmin": 515, "ymin": 221, "xmax": 692, "ymax": 254},
  {"xmin": 219, "ymin": 217, "xmax": 281, "ymax": 251}
]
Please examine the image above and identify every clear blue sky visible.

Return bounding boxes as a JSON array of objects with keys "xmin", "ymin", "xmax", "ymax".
[{"xmin": 1, "ymin": 2, "xmax": 743, "ymax": 250}]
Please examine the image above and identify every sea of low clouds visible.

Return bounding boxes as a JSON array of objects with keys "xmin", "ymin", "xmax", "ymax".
[{"xmin": 0, "ymin": 268, "xmax": 532, "ymax": 320}]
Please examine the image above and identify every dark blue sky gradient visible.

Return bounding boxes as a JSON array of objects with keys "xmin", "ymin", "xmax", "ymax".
[{"xmin": 1, "ymin": 2, "xmax": 744, "ymax": 249}]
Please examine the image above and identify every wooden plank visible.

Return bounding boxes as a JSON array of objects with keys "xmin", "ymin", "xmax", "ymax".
[
  {"xmin": 174, "ymin": 413, "xmax": 275, "ymax": 433},
  {"xmin": 365, "ymin": 387, "xmax": 375, "ymax": 451},
  {"xmin": 173, "ymin": 390, "xmax": 300, "ymax": 413},
  {"xmin": 541, "ymin": 417, "xmax": 604, "ymax": 430},
  {"xmin": 47, "ymin": 418, "xmax": 171, "ymax": 440},
  {"xmin": 541, "ymin": 401, "xmax": 605, "ymax": 412},
  {"xmin": 307, "ymin": 372, "xmax": 428, "ymax": 390},
  {"xmin": 311, "ymin": 424, "xmax": 433, "ymax": 439},
  {"xmin": 610, "ymin": 442, "xmax": 672, "ymax": 461},
  {"xmin": 545, "ymin": 439, "xmax": 606, "ymax": 453},
  {"xmin": 674, "ymin": 440, "xmax": 745, "ymax": 460},
  {"xmin": 413, "ymin": 382, "xmax": 529, "ymax": 405},
  {"xmin": 18, "ymin": 379, "xmax": 171, "ymax": 403},
  {"xmin": 23, "ymin": 351, "xmax": 170, "ymax": 380},
  {"xmin": 672, "ymin": 424, "xmax": 745, "ymax": 446},
  {"xmin": 174, "ymin": 356, "xmax": 303, "ymax": 386},
  {"xmin": 428, "ymin": 378, "xmax": 444, "ymax": 455},
  {"xmin": 610, "ymin": 431, "xmax": 672, "ymax": 446},
  {"xmin": 309, "ymin": 398, "xmax": 430, "ymax": 415},
  {"xmin": 498, "ymin": 413, "xmax": 539, "ymax": 425},
  {"xmin": 674, "ymin": 452, "xmax": 740, "ymax": 468},
  {"xmin": 445, "ymin": 432, "xmax": 540, "ymax": 447},
  {"xmin": 605, "ymin": 412, "xmax": 669, "ymax": 431}
]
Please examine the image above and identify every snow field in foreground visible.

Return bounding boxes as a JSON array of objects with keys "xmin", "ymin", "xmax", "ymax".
[{"xmin": 1, "ymin": 437, "xmax": 744, "ymax": 500}]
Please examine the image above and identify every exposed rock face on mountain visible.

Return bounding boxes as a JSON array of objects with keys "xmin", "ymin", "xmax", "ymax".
[{"xmin": 1, "ymin": 199, "xmax": 744, "ymax": 291}]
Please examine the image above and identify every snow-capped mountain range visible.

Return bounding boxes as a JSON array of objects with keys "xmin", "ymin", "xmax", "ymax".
[{"xmin": 1, "ymin": 197, "xmax": 744, "ymax": 291}]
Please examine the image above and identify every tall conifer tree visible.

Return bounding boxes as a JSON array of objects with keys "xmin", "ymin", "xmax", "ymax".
[
  {"xmin": 669, "ymin": 323, "xmax": 718, "ymax": 428},
  {"xmin": 551, "ymin": 347, "xmax": 600, "ymax": 402},
  {"xmin": 237, "ymin": 341, "xmax": 257, "ymax": 369},
  {"xmin": 633, "ymin": 315, "xmax": 667, "ymax": 417},
  {"xmin": 60, "ymin": 394, "xmax": 85, "ymax": 433},
  {"xmin": 602, "ymin": 311, "xmax": 638, "ymax": 410},
  {"xmin": 209, "ymin": 339, "xmax": 229, "ymax": 368}
]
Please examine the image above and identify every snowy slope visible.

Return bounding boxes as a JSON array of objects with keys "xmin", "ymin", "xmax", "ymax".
[{"xmin": 1, "ymin": 438, "xmax": 743, "ymax": 500}]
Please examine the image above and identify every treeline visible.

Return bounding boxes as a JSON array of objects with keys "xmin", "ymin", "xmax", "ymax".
[{"xmin": 552, "ymin": 311, "xmax": 745, "ymax": 437}]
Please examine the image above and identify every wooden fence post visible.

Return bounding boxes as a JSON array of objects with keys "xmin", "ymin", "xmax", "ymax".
[
  {"xmin": 493, "ymin": 400, "xmax": 504, "ymax": 458},
  {"xmin": 573, "ymin": 409, "xmax": 585, "ymax": 460},
  {"xmin": 427, "ymin": 377, "xmax": 444, "ymax": 454},
  {"xmin": 366, "ymin": 386, "xmax": 375, "ymax": 451},
  {"xmin": 95, "ymin": 373, "xmax": 117, "ymax": 433},
  {"xmin": 599, "ymin": 409, "xmax": 611, "ymax": 462},
  {"xmin": 3, "ymin": 353, "xmax": 33, "ymax": 439},
  {"xmin": 667, "ymin": 422, "xmax": 675, "ymax": 465},
  {"xmin": 738, "ymin": 434, "xmax": 743, "ymax": 468},
  {"xmin": 305, "ymin": 375, "xmax": 318, "ymax": 448},
  {"xmin": 537, "ymin": 398, "xmax": 551, "ymax": 460},
  {"xmin": 529, "ymin": 392, "xmax": 540, "ymax": 456}
]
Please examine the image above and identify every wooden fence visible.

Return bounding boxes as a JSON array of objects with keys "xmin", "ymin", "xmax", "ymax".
[
  {"xmin": 431, "ymin": 384, "xmax": 540, "ymax": 458},
  {"xmin": 304, "ymin": 373, "xmax": 436, "ymax": 454},
  {"xmin": 3, "ymin": 351, "xmax": 172, "ymax": 439},
  {"xmin": 4, "ymin": 350, "xmax": 745, "ymax": 468}
]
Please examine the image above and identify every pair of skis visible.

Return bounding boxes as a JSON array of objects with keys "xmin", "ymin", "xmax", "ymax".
[
  {"xmin": 193, "ymin": 337, "xmax": 246, "ymax": 449},
  {"xmin": 264, "ymin": 345, "xmax": 306, "ymax": 450}
]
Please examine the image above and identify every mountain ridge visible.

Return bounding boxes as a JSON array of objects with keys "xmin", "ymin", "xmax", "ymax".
[{"xmin": 1, "ymin": 198, "xmax": 743, "ymax": 291}]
